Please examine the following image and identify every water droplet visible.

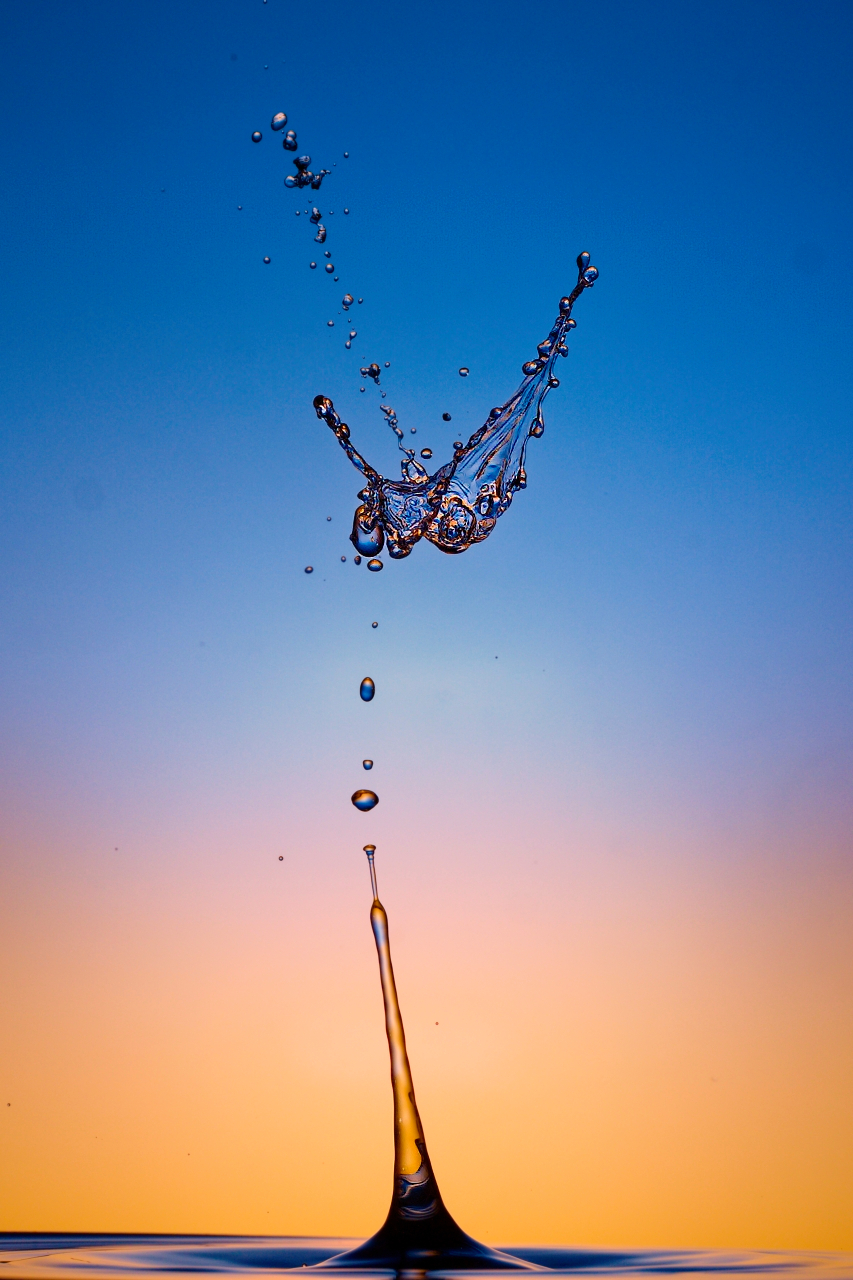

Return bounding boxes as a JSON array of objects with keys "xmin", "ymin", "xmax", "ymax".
[
  {"xmin": 367, "ymin": 558, "xmax": 383, "ymax": 572},
  {"xmin": 326, "ymin": 516, "xmax": 332, "ymax": 521},
  {"xmin": 371, "ymin": 621, "xmax": 378, "ymax": 628},
  {"xmin": 327, "ymin": 319, "xmax": 334, "ymax": 326},
  {"xmin": 359, "ymin": 677, "xmax": 375, "ymax": 701},
  {"xmin": 351, "ymin": 789, "xmax": 378, "ymax": 811},
  {"xmin": 283, "ymin": 131, "xmax": 297, "ymax": 150},
  {"xmin": 583, "ymin": 265, "xmax": 598, "ymax": 284},
  {"xmin": 420, "ymin": 448, "xmax": 433, "ymax": 459},
  {"xmin": 304, "ymin": 566, "xmax": 313, "ymax": 573},
  {"xmin": 342, "ymin": 293, "xmax": 354, "ymax": 307},
  {"xmin": 251, "ymin": 131, "xmax": 262, "ymax": 143},
  {"xmin": 577, "ymin": 251, "xmax": 591, "ymax": 271},
  {"xmin": 384, "ymin": 362, "xmax": 390, "ymax": 368},
  {"xmin": 271, "ymin": 112, "xmax": 287, "ymax": 131},
  {"xmin": 453, "ymin": 440, "xmax": 463, "ymax": 450},
  {"xmin": 279, "ymin": 855, "xmax": 283, "ymax": 860},
  {"xmin": 343, "ymin": 151, "xmax": 349, "ymax": 158},
  {"xmin": 349, "ymin": 330, "xmax": 357, "ymax": 339},
  {"xmin": 354, "ymin": 554, "xmax": 362, "ymax": 564},
  {"xmin": 458, "ymin": 366, "xmax": 469, "ymax": 376},
  {"xmin": 344, "ymin": 207, "xmax": 350, "ymax": 214},
  {"xmin": 362, "ymin": 759, "xmax": 374, "ymax": 770},
  {"xmin": 324, "ymin": 250, "xmax": 331, "ymax": 258},
  {"xmin": 263, "ymin": 256, "xmax": 271, "ymax": 264},
  {"xmin": 358, "ymin": 298, "xmax": 363, "ymax": 304},
  {"xmin": 325, "ymin": 264, "xmax": 334, "ymax": 273},
  {"xmin": 363, "ymin": 844, "xmax": 375, "ymax": 853},
  {"xmin": 310, "ymin": 261, "xmax": 317, "ymax": 269},
  {"xmin": 341, "ymin": 555, "xmax": 347, "ymax": 561},
  {"xmin": 237, "ymin": 205, "xmax": 243, "ymax": 210},
  {"xmin": 442, "ymin": 412, "xmax": 451, "ymax": 421},
  {"xmin": 345, "ymin": 341, "xmax": 351, "ymax": 349}
]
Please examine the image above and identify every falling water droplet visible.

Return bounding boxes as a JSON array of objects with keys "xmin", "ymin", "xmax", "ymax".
[
  {"xmin": 344, "ymin": 207, "xmax": 350, "ymax": 214},
  {"xmin": 349, "ymin": 330, "xmax": 357, "ymax": 339},
  {"xmin": 251, "ymin": 131, "xmax": 262, "ymax": 143},
  {"xmin": 237, "ymin": 205, "xmax": 242, "ymax": 210},
  {"xmin": 310, "ymin": 261, "xmax": 317, "ymax": 269},
  {"xmin": 358, "ymin": 298, "xmax": 363, "ymax": 304},
  {"xmin": 371, "ymin": 621, "xmax": 378, "ymax": 628},
  {"xmin": 577, "ymin": 251, "xmax": 591, "ymax": 271},
  {"xmin": 278, "ymin": 855, "xmax": 283, "ymax": 860},
  {"xmin": 342, "ymin": 294, "xmax": 354, "ymax": 307},
  {"xmin": 351, "ymin": 789, "xmax": 379, "ymax": 811},
  {"xmin": 420, "ymin": 448, "xmax": 433, "ymax": 459},
  {"xmin": 263, "ymin": 256, "xmax": 271, "ymax": 264},
  {"xmin": 271, "ymin": 112, "xmax": 287, "ymax": 131},
  {"xmin": 345, "ymin": 341, "xmax": 351, "ymax": 349},
  {"xmin": 341, "ymin": 555, "xmax": 347, "ymax": 561},
  {"xmin": 327, "ymin": 319, "xmax": 335, "ymax": 326},
  {"xmin": 354, "ymin": 554, "xmax": 362, "ymax": 564},
  {"xmin": 304, "ymin": 566, "xmax": 313, "ymax": 574},
  {"xmin": 363, "ymin": 759, "xmax": 374, "ymax": 770},
  {"xmin": 583, "ymin": 266, "xmax": 598, "ymax": 284},
  {"xmin": 343, "ymin": 151, "xmax": 349, "ymax": 158},
  {"xmin": 324, "ymin": 250, "xmax": 332, "ymax": 258},
  {"xmin": 458, "ymin": 366, "xmax": 469, "ymax": 376},
  {"xmin": 442, "ymin": 412, "xmax": 451, "ymax": 421},
  {"xmin": 367, "ymin": 558, "xmax": 383, "ymax": 572},
  {"xmin": 359, "ymin": 677, "xmax": 375, "ymax": 701}
]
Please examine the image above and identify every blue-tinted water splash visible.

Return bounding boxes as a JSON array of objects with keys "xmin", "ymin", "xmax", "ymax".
[{"xmin": 313, "ymin": 253, "xmax": 598, "ymax": 560}]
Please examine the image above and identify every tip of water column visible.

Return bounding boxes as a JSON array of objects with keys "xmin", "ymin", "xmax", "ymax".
[{"xmin": 364, "ymin": 844, "xmax": 379, "ymax": 900}]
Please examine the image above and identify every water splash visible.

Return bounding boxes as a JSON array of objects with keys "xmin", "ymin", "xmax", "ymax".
[
  {"xmin": 313, "ymin": 253, "xmax": 598, "ymax": 559},
  {"xmin": 320, "ymin": 850, "xmax": 531, "ymax": 1271}
]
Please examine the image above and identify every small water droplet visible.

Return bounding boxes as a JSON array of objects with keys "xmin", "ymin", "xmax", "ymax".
[
  {"xmin": 345, "ymin": 341, "xmax": 351, "ymax": 349},
  {"xmin": 577, "ymin": 251, "xmax": 591, "ymax": 271},
  {"xmin": 351, "ymin": 789, "xmax": 378, "ymax": 811},
  {"xmin": 384, "ymin": 362, "xmax": 390, "ymax": 368},
  {"xmin": 310, "ymin": 261, "xmax": 317, "ymax": 269},
  {"xmin": 324, "ymin": 250, "xmax": 332, "ymax": 258},
  {"xmin": 458, "ymin": 366, "xmax": 469, "ymax": 376},
  {"xmin": 279, "ymin": 855, "xmax": 283, "ymax": 861},
  {"xmin": 341, "ymin": 555, "xmax": 347, "ymax": 561},
  {"xmin": 342, "ymin": 293, "xmax": 354, "ymax": 307},
  {"xmin": 349, "ymin": 330, "xmax": 357, "ymax": 339},
  {"xmin": 325, "ymin": 264, "xmax": 334, "ymax": 273},
  {"xmin": 582, "ymin": 266, "xmax": 598, "ymax": 284},
  {"xmin": 304, "ymin": 566, "xmax": 313, "ymax": 573},
  {"xmin": 263, "ymin": 256, "xmax": 271, "ymax": 264},
  {"xmin": 271, "ymin": 112, "xmax": 287, "ymax": 131},
  {"xmin": 358, "ymin": 298, "xmax": 363, "ymax": 304},
  {"xmin": 359, "ymin": 677, "xmax": 375, "ymax": 701},
  {"xmin": 442, "ymin": 412, "xmax": 451, "ymax": 421},
  {"xmin": 420, "ymin": 448, "xmax": 433, "ymax": 459},
  {"xmin": 327, "ymin": 319, "xmax": 334, "ymax": 326},
  {"xmin": 343, "ymin": 151, "xmax": 349, "ymax": 158},
  {"xmin": 371, "ymin": 621, "xmax": 378, "ymax": 628},
  {"xmin": 362, "ymin": 759, "xmax": 374, "ymax": 770},
  {"xmin": 354, "ymin": 554, "xmax": 362, "ymax": 564},
  {"xmin": 251, "ymin": 131, "xmax": 262, "ymax": 143},
  {"xmin": 343, "ymin": 207, "xmax": 350, "ymax": 214},
  {"xmin": 453, "ymin": 440, "xmax": 463, "ymax": 450},
  {"xmin": 367, "ymin": 558, "xmax": 383, "ymax": 572}
]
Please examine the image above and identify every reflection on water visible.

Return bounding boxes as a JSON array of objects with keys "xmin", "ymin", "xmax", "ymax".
[{"xmin": 1, "ymin": 1236, "xmax": 851, "ymax": 1280}]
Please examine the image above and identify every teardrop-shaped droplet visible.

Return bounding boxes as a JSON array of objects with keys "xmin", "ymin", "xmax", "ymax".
[
  {"xmin": 458, "ymin": 366, "xmax": 469, "ymax": 376},
  {"xmin": 577, "ymin": 251, "xmax": 591, "ymax": 271},
  {"xmin": 362, "ymin": 759, "xmax": 374, "ymax": 770},
  {"xmin": 359, "ymin": 677, "xmax": 375, "ymax": 701},
  {"xmin": 367, "ymin": 558, "xmax": 383, "ymax": 572},
  {"xmin": 351, "ymin": 789, "xmax": 379, "ymax": 811},
  {"xmin": 251, "ymin": 131, "xmax": 262, "ymax": 143},
  {"xmin": 271, "ymin": 112, "xmax": 287, "ymax": 131}
]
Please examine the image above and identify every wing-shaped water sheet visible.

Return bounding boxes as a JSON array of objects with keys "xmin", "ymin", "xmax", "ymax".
[{"xmin": 313, "ymin": 252, "xmax": 599, "ymax": 560}]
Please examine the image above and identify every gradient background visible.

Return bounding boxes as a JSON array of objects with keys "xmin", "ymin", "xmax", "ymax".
[{"xmin": 1, "ymin": 0, "xmax": 852, "ymax": 1254}]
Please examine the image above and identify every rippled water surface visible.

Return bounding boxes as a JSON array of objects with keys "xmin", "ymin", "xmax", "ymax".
[{"xmin": 2, "ymin": 1237, "xmax": 851, "ymax": 1280}]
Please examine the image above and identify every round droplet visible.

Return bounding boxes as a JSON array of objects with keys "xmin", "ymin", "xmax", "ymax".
[
  {"xmin": 341, "ymin": 555, "xmax": 347, "ymax": 562},
  {"xmin": 310, "ymin": 261, "xmax": 317, "ymax": 269},
  {"xmin": 326, "ymin": 516, "xmax": 332, "ymax": 521},
  {"xmin": 344, "ymin": 207, "xmax": 350, "ymax": 214},
  {"xmin": 351, "ymin": 789, "xmax": 378, "ymax": 812},
  {"xmin": 420, "ymin": 447, "xmax": 433, "ymax": 459},
  {"xmin": 304, "ymin": 566, "xmax": 313, "ymax": 574},
  {"xmin": 342, "ymin": 294, "xmax": 354, "ymax": 307},
  {"xmin": 345, "ymin": 340, "xmax": 351, "ymax": 349},
  {"xmin": 442, "ymin": 412, "xmax": 451, "ymax": 421},
  {"xmin": 458, "ymin": 366, "xmax": 469, "ymax": 376},
  {"xmin": 359, "ymin": 677, "xmax": 375, "ymax": 701},
  {"xmin": 384, "ymin": 362, "xmax": 390, "ymax": 368},
  {"xmin": 583, "ymin": 266, "xmax": 598, "ymax": 284},
  {"xmin": 371, "ymin": 621, "xmax": 378, "ymax": 628},
  {"xmin": 453, "ymin": 440, "xmax": 463, "ymax": 450},
  {"xmin": 354, "ymin": 554, "xmax": 362, "ymax": 564},
  {"xmin": 343, "ymin": 151, "xmax": 349, "ymax": 158},
  {"xmin": 278, "ymin": 855, "xmax": 283, "ymax": 861},
  {"xmin": 367, "ymin": 558, "xmax": 383, "ymax": 572},
  {"xmin": 251, "ymin": 131, "xmax": 262, "ymax": 143},
  {"xmin": 362, "ymin": 759, "xmax": 373, "ymax": 770},
  {"xmin": 263, "ymin": 256, "xmax": 271, "ymax": 264},
  {"xmin": 358, "ymin": 298, "xmax": 363, "ymax": 304},
  {"xmin": 271, "ymin": 112, "xmax": 287, "ymax": 131},
  {"xmin": 325, "ymin": 264, "xmax": 334, "ymax": 274},
  {"xmin": 237, "ymin": 205, "xmax": 242, "ymax": 210}
]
